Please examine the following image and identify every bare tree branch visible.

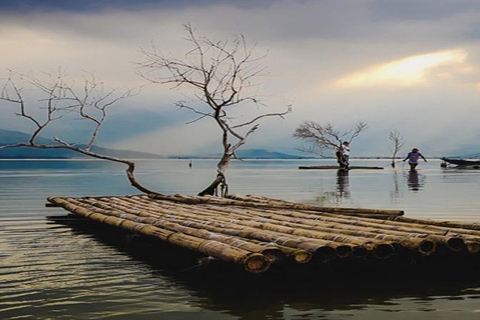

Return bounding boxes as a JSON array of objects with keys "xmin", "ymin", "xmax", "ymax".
[
  {"xmin": 293, "ymin": 121, "xmax": 368, "ymax": 157},
  {"xmin": 0, "ymin": 71, "xmax": 156, "ymax": 195},
  {"xmin": 139, "ymin": 24, "xmax": 291, "ymax": 196},
  {"xmin": 389, "ymin": 130, "xmax": 405, "ymax": 168}
]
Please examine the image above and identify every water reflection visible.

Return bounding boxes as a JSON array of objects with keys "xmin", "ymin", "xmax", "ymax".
[
  {"xmin": 336, "ymin": 169, "xmax": 350, "ymax": 198},
  {"xmin": 390, "ymin": 171, "xmax": 401, "ymax": 199},
  {"xmin": 406, "ymin": 169, "xmax": 426, "ymax": 191},
  {"xmin": 36, "ymin": 216, "xmax": 480, "ymax": 320},
  {"xmin": 3, "ymin": 159, "xmax": 480, "ymax": 319}
]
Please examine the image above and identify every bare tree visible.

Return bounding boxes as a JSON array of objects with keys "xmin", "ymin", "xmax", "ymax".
[
  {"xmin": 389, "ymin": 130, "xmax": 404, "ymax": 168},
  {"xmin": 139, "ymin": 24, "xmax": 290, "ymax": 196},
  {"xmin": 0, "ymin": 70, "xmax": 158, "ymax": 194},
  {"xmin": 293, "ymin": 121, "xmax": 368, "ymax": 158}
]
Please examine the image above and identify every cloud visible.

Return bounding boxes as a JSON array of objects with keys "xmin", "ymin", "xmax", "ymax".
[
  {"xmin": 2, "ymin": 1, "xmax": 480, "ymax": 157},
  {"xmin": 333, "ymin": 49, "xmax": 469, "ymax": 88},
  {"xmin": 116, "ymin": 118, "xmax": 221, "ymax": 156},
  {"xmin": 369, "ymin": 0, "xmax": 480, "ymax": 21}
]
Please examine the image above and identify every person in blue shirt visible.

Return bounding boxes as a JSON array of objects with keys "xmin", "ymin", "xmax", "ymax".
[{"xmin": 403, "ymin": 148, "xmax": 427, "ymax": 170}]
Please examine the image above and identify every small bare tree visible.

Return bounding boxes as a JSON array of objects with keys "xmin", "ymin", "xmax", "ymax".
[
  {"xmin": 293, "ymin": 121, "xmax": 368, "ymax": 158},
  {"xmin": 139, "ymin": 24, "xmax": 290, "ymax": 196},
  {"xmin": 0, "ymin": 71, "xmax": 157, "ymax": 194},
  {"xmin": 389, "ymin": 130, "xmax": 404, "ymax": 168}
]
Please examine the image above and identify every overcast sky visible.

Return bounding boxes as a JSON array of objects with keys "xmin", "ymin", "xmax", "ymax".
[{"xmin": 1, "ymin": 0, "xmax": 480, "ymax": 157}]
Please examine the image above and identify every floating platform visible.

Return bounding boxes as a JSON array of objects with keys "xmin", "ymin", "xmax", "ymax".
[
  {"xmin": 47, "ymin": 194, "xmax": 480, "ymax": 274},
  {"xmin": 299, "ymin": 166, "xmax": 384, "ymax": 170}
]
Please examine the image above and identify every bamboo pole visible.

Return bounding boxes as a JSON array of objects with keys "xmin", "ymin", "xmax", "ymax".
[
  {"xmin": 67, "ymin": 197, "xmax": 286, "ymax": 264},
  {"xmin": 74, "ymin": 197, "xmax": 337, "ymax": 262},
  {"xmin": 148, "ymin": 193, "xmax": 405, "ymax": 217},
  {"xmin": 80, "ymin": 196, "xmax": 349, "ymax": 262},
  {"xmin": 230, "ymin": 194, "xmax": 476, "ymax": 238},
  {"xmin": 135, "ymin": 195, "xmax": 432, "ymax": 257},
  {"xmin": 154, "ymin": 195, "xmax": 478, "ymax": 254},
  {"xmin": 96, "ymin": 196, "xmax": 383, "ymax": 259},
  {"xmin": 186, "ymin": 199, "xmax": 438, "ymax": 256},
  {"xmin": 195, "ymin": 197, "xmax": 462, "ymax": 254},
  {"xmin": 246, "ymin": 239, "xmax": 313, "ymax": 264},
  {"xmin": 391, "ymin": 216, "xmax": 480, "ymax": 232},
  {"xmin": 48, "ymin": 196, "xmax": 271, "ymax": 273}
]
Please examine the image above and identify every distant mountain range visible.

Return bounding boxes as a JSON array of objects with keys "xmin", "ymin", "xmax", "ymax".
[
  {"xmin": 0, "ymin": 129, "xmax": 309, "ymax": 159},
  {"xmin": 0, "ymin": 129, "xmax": 163, "ymax": 159},
  {"xmin": 171, "ymin": 148, "xmax": 313, "ymax": 160}
]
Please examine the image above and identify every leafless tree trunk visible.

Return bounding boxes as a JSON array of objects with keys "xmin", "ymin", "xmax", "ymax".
[
  {"xmin": 0, "ymin": 71, "xmax": 159, "ymax": 195},
  {"xmin": 389, "ymin": 130, "xmax": 404, "ymax": 168},
  {"xmin": 139, "ymin": 24, "xmax": 290, "ymax": 196},
  {"xmin": 293, "ymin": 121, "xmax": 368, "ymax": 158}
]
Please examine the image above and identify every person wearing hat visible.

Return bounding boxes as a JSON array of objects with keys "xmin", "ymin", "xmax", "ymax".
[{"xmin": 403, "ymin": 148, "xmax": 427, "ymax": 170}]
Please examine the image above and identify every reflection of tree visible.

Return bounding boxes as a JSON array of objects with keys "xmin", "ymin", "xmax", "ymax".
[
  {"xmin": 312, "ymin": 170, "xmax": 350, "ymax": 205},
  {"xmin": 336, "ymin": 169, "xmax": 350, "ymax": 198},
  {"xmin": 390, "ymin": 171, "xmax": 401, "ymax": 199},
  {"xmin": 405, "ymin": 170, "xmax": 426, "ymax": 191}
]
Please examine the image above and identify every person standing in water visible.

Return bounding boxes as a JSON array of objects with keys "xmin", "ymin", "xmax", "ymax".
[
  {"xmin": 403, "ymin": 148, "xmax": 427, "ymax": 170},
  {"xmin": 336, "ymin": 141, "xmax": 350, "ymax": 169}
]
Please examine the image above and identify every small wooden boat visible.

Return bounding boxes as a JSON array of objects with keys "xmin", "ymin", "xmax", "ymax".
[
  {"xmin": 441, "ymin": 157, "xmax": 480, "ymax": 167},
  {"xmin": 298, "ymin": 166, "xmax": 383, "ymax": 170}
]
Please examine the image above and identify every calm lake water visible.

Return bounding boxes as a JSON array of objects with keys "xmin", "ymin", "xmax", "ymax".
[{"xmin": 1, "ymin": 158, "xmax": 480, "ymax": 319}]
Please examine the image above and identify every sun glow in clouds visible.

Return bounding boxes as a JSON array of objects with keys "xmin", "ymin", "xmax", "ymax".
[{"xmin": 335, "ymin": 49, "xmax": 468, "ymax": 88}]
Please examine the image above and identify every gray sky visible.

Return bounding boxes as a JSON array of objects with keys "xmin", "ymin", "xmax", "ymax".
[{"xmin": 1, "ymin": 0, "xmax": 480, "ymax": 157}]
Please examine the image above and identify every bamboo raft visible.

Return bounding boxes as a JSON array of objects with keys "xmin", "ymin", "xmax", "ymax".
[
  {"xmin": 299, "ymin": 166, "xmax": 384, "ymax": 170},
  {"xmin": 47, "ymin": 194, "xmax": 480, "ymax": 274}
]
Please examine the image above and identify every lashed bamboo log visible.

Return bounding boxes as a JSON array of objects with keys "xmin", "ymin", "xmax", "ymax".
[
  {"xmin": 65, "ymin": 197, "xmax": 286, "ymax": 264},
  {"xmin": 298, "ymin": 166, "xmax": 384, "ymax": 170},
  {"xmin": 135, "ymin": 195, "xmax": 432, "ymax": 257},
  {"xmin": 312, "ymin": 213, "xmax": 469, "ymax": 253},
  {"xmin": 391, "ymin": 216, "xmax": 480, "ymax": 232},
  {"xmin": 230, "ymin": 194, "xmax": 480, "ymax": 242},
  {"xmin": 148, "ymin": 193, "xmax": 404, "ymax": 217},
  {"xmin": 245, "ymin": 239, "xmax": 313, "ymax": 264},
  {"xmin": 204, "ymin": 196, "xmax": 462, "ymax": 254},
  {"xmin": 81, "ymin": 196, "xmax": 347, "ymax": 262},
  {"xmin": 131, "ymin": 195, "xmax": 463, "ymax": 255},
  {"xmin": 184, "ymin": 199, "xmax": 435, "ymax": 256},
  {"xmin": 70, "ymin": 196, "xmax": 333, "ymax": 263},
  {"xmin": 65, "ymin": 199, "xmax": 284, "ymax": 263},
  {"xmin": 47, "ymin": 193, "xmax": 480, "ymax": 277},
  {"xmin": 100, "ymin": 196, "xmax": 381, "ymax": 259},
  {"xmin": 48, "ymin": 196, "xmax": 271, "ymax": 273},
  {"xmin": 241, "ymin": 195, "xmax": 473, "ymax": 253}
]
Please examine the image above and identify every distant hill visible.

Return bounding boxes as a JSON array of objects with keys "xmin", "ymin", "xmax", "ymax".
[
  {"xmin": 455, "ymin": 152, "xmax": 480, "ymax": 159},
  {"xmin": 172, "ymin": 148, "xmax": 314, "ymax": 159},
  {"xmin": 0, "ymin": 128, "xmax": 163, "ymax": 159}
]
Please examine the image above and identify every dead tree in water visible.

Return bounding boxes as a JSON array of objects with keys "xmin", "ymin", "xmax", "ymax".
[
  {"xmin": 293, "ymin": 121, "xmax": 368, "ymax": 158},
  {"xmin": 389, "ymin": 130, "xmax": 404, "ymax": 168},
  {"xmin": 0, "ymin": 71, "xmax": 157, "ymax": 194},
  {"xmin": 140, "ymin": 24, "xmax": 290, "ymax": 196}
]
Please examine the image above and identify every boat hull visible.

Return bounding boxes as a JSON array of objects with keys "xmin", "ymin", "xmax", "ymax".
[{"xmin": 441, "ymin": 157, "xmax": 480, "ymax": 166}]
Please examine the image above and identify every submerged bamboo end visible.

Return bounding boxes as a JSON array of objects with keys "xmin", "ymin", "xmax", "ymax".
[
  {"xmin": 292, "ymin": 250, "xmax": 313, "ymax": 264},
  {"xmin": 335, "ymin": 245, "xmax": 353, "ymax": 259},
  {"xmin": 352, "ymin": 246, "xmax": 368, "ymax": 259},
  {"xmin": 372, "ymin": 243, "xmax": 394, "ymax": 259},
  {"xmin": 261, "ymin": 248, "xmax": 285, "ymax": 263},
  {"xmin": 314, "ymin": 246, "xmax": 336, "ymax": 263},
  {"xmin": 465, "ymin": 241, "xmax": 480, "ymax": 254},
  {"xmin": 243, "ymin": 253, "xmax": 270, "ymax": 273},
  {"xmin": 446, "ymin": 237, "xmax": 465, "ymax": 252},
  {"xmin": 418, "ymin": 240, "xmax": 436, "ymax": 255}
]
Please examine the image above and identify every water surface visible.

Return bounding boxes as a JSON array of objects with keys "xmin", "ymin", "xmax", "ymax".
[{"xmin": 1, "ymin": 159, "xmax": 480, "ymax": 319}]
